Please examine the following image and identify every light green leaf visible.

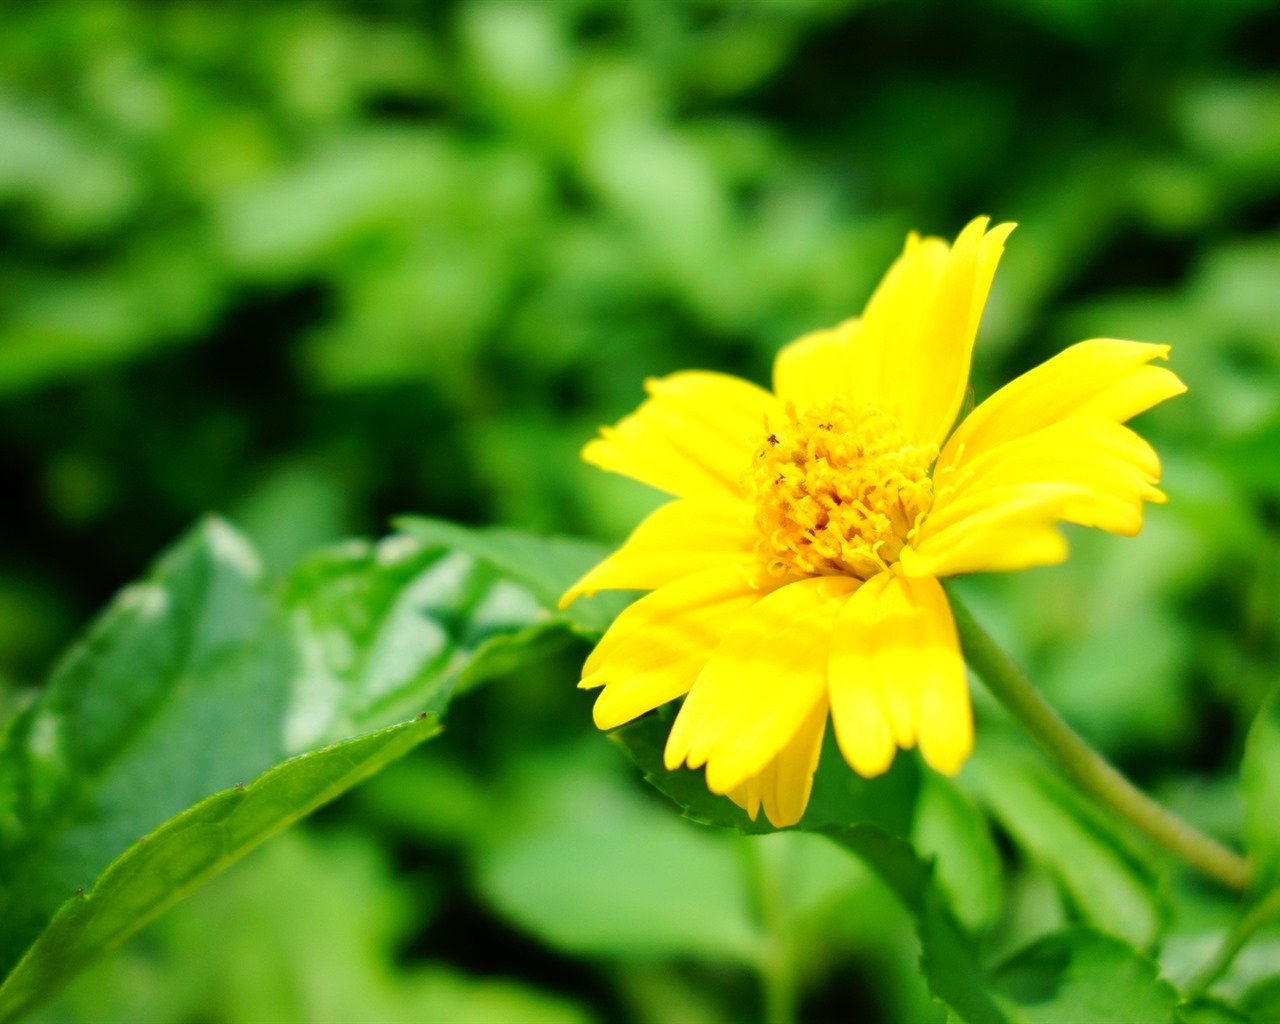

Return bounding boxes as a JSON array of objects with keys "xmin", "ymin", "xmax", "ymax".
[
  {"xmin": 992, "ymin": 927, "xmax": 1180, "ymax": 1024},
  {"xmin": 474, "ymin": 748, "xmax": 762, "ymax": 963},
  {"xmin": 1242, "ymin": 690, "xmax": 1280, "ymax": 892},
  {"xmin": 283, "ymin": 533, "xmax": 561, "ymax": 750},
  {"xmin": 396, "ymin": 515, "xmax": 632, "ymax": 635},
  {"xmin": 966, "ymin": 734, "xmax": 1162, "ymax": 948},
  {"xmin": 913, "ymin": 774, "xmax": 1004, "ymax": 933},
  {"xmin": 0, "ymin": 715, "xmax": 439, "ymax": 1024}
]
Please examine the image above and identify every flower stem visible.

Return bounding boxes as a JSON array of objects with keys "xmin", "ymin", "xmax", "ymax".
[{"xmin": 947, "ymin": 591, "xmax": 1251, "ymax": 893}]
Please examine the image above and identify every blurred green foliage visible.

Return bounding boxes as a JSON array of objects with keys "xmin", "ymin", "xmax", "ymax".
[{"xmin": 3, "ymin": 0, "xmax": 1280, "ymax": 1021}]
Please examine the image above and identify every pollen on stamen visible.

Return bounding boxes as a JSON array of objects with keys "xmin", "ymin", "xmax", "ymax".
[{"xmin": 747, "ymin": 401, "xmax": 937, "ymax": 580}]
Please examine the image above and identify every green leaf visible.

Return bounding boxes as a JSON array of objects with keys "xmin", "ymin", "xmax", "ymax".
[
  {"xmin": 992, "ymin": 927, "xmax": 1180, "ymax": 1024},
  {"xmin": 611, "ymin": 707, "xmax": 919, "ymax": 837},
  {"xmin": 396, "ymin": 515, "xmax": 633, "ymax": 635},
  {"xmin": 0, "ymin": 517, "xmax": 588, "ymax": 1016},
  {"xmin": 0, "ymin": 715, "xmax": 439, "ymax": 1024},
  {"xmin": 966, "ymin": 734, "xmax": 1162, "ymax": 948},
  {"xmin": 0, "ymin": 518, "xmax": 292, "ymax": 973},
  {"xmin": 1242, "ymin": 690, "xmax": 1280, "ymax": 892}
]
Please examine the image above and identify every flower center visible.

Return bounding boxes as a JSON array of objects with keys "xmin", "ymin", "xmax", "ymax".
[{"xmin": 748, "ymin": 401, "xmax": 937, "ymax": 580}]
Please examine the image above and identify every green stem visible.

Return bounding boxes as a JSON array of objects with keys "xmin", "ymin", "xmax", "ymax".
[
  {"xmin": 948, "ymin": 591, "xmax": 1251, "ymax": 893},
  {"xmin": 1187, "ymin": 887, "xmax": 1280, "ymax": 996}
]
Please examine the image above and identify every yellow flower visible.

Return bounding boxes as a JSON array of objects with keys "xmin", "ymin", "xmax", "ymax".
[{"xmin": 562, "ymin": 217, "xmax": 1185, "ymax": 828}]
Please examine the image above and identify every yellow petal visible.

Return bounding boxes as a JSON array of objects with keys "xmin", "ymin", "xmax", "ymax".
[
  {"xmin": 850, "ymin": 217, "xmax": 1015, "ymax": 447},
  {"xmin": 828, "ymin": 571, "xmax": 972, "ymax": 778},
  {"xmin": 664, "ymin": 575, "xmax": 858, "ymax": 795},
  {"xmin": 896, "ymin": 574, "xmax": 972, "ymax": 775},
  {"xmin": 561, "ymin": 498, "xmax": 756, "ymax": 606},
  {"xmin": 771, "ymin": 317, "xmax": 859, "ymax": 414},
  {"xmin": 759, "ymin": 694, "xmax": 828, "ymax": 827},
  {"xmin": 583, "ymin": 371, "xmax": 781, "ymax": 501},
  {"xmin": 930, "ymin": 417, "xmax": 1163, "ymax": 537},
  {"xmin": 916, "ymin": 339, "xmax": 1186, "ymax": 578},
  {"xmin": 828, "ymin": 574, "xmax": 898, "ymax": 776},
  {"xmin": 727, "ymin": 695, "xmax": 827, "ymax": 828},
  {"xmin": 903, "ymin": 484, "xmax": 1080, "ymax": 579},
  {"xmin": 936, "ymin": 338, "xmax": 1185, "ymax": 479},
  {"xmin": 581, "ymin": 564, "xmax": 765, "ymax": 731}
]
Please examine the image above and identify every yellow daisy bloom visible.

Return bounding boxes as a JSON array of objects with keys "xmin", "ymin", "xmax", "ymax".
[{"xmin": 562, "ymin": 217, "xmax": 1186, "ymax": 828}]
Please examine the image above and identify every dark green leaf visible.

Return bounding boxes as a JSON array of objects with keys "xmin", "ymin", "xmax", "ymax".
[
  {"xmin": 826, "ymin": 824, "xmax": 1013, "ymax": 1024},
  {"xmin": 0, "ymin": 518, "xmax": 292, "ymax": 974},
  {"xmin": 613, "ymin": 711, "xmax": 1005, "ymax": 1021},
  {"xmin": 611, "ymin": 707, "xmax": 919, "ymax": 837},
  {"xmin": 1242, "ymin": 975, "xmax": 1280, "ymax": 1022},
  {"xmin": 0, "ymin": 518, "xmax": 586, "ymax": 1015},
  {"xmin": 0, "ymin": 715, "xmax": 439, "ymax": 1024}
]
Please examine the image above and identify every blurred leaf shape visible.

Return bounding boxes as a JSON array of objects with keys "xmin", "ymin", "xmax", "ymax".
[
  {"xmin": 474, "ymin": 747, "xmax": 762, "ymax": 963},
  {"xmin": 966, "ymin": 733, "xmax": 1162, "ymax": 949},
  {"xmin": 912, "ymin": 774, "xmax": 1004, "ymax": 934},
  {"xmin": 1242, "ymin": 688, "xmax": 1280, "ymax": 893},
  {"xmin": 27, "ymin": 829, "xmax": 590, "ymax": 1024}
]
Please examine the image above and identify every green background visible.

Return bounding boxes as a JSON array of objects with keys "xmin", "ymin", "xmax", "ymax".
[{"xmin": 2, "ymin": 0, "xmax": 1279, "ymax": 1021}]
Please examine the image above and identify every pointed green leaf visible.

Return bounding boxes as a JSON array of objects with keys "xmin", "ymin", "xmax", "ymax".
[
  {"xmin": 0, "ymin": 518, "xmax": 597, "ymax": 1016},
  {"xmin": 0, "ymin": 715, "xmax": 439, "ymax": 1024},
  {"xmin": 0, "ymin": 518, "xmax": 292, "ymax": 973}
]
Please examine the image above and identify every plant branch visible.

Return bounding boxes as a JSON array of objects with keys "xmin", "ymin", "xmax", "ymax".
[{"xmin": 948, "ymin": 590, "xmax": 1251, "ymax": 893}]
